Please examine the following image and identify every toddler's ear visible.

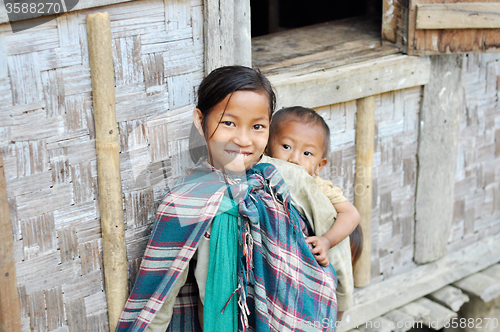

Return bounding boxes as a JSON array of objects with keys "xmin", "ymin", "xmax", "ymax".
[
  {"xmin": 193, "ymin": 108, "xmax": 204, "ymax": 136},
  {"xmin": 315, "ymin": 158, "xmax": 328, "ymax": 176}
]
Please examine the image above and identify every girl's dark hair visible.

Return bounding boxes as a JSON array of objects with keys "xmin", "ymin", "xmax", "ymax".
[
  {"xmin": 350, "ymin": 224, "xmax": 363, "ymax": 272},
  {"xmin": 189, "ymin": 66, "xmax": 276, "ymax": 163},
  {"xmin": 268, "ymin": 106, "xmax": 331, "ymax": 157}
]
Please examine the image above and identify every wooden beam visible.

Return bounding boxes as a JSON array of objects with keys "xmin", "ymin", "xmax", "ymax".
[
  {"xmin": 337, "ymin": 232, "xmax": 500, "ymax": 332},
  {"xmin": 0, "ymin": 0, "xmax": 137, "ymax": 24},
  {"xmin": 271, "ymin": 54, "xmax": 431, "ymax": 110},
  {"xmin": 453, "ymin": 272, "xmax": 500, "ymax": 303},
  {"xmin": 0, "ymin": 155, "xmax": 22, "ymax": 332},
  {"xmin": 416, "ymin": 4, "xmax": 500, "ymax": 30},
  {"xmin": 414, "ymin": 55, "xmax": 463, "ymax": 264},
  {"xmin": 86, "ymin": 12, "xmax": 129, "ymax": 332},
  {"xmin": 353, "ymin": 96, "xmax": 375, "ymax": 287},
  {"xmin": 427, "ymin": 285, "xmax": 469, "ymax": 312},
  {"xmin": 233, "ymin": 0, "xmax": 252, "ymax": 67},
  {"xmin": 204, "ymin": 0, "xmax": 235, "ymax": 75}
]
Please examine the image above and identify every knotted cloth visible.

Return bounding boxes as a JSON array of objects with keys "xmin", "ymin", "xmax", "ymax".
[{"xmin": 116, "ymin": 161, "xmax": 337, "ymax": 332}]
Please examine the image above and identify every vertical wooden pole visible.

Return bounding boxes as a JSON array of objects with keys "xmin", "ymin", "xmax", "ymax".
[
  {"xmin": 0, "ymin": 155, "xmax": 23, "ymax": 332},
  {"xmin": 234, "ymin": 0, "xmax": 252, "ymax": 67},
  {"xmin": 414, "ymin": 55, "xmax": 462, "ymax": 264},
  {"xmin": 354, "ymin": 96, "xmax": 375, "ymax": 287},
  {"xmin": 204, "ymin": 0, "xmax": 235, "ymax": 75},
  {"xmin": 87, "ymin": 12, "xmax": 129, "ymax": 332}
]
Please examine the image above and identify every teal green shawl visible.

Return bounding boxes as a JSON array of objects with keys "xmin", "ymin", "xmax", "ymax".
[{"xmin": 203, "ymin": 196, "xmax": 239, "ymax": 331}]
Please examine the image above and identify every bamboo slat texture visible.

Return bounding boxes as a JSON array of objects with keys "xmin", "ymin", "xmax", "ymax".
[{"xmin": 0, "ymin": 0, "xmax": 203, "ymax": 330}]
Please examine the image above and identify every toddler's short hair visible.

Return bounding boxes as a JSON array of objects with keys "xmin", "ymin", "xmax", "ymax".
[{"xmin": 269, "ymin": 106, "xmax": 330, "ymax": 157}]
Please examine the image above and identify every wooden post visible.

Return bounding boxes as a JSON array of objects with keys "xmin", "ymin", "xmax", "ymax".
[
  {"xmin": 353, "ymin": 96, "xmax": 375, "ymax": 287},
  {"xmin": 234, "ymin": 0, "xmax": 251, "ymax": 67},
  {"xmin": 414, "ymin": 55, "xmax": 462, "ymax": 264},
  {"xmin": 0, "ymin": 155, "xmax": 22, "ymax": 331},
  {"xmin": 87, "ymin": 12, "xmax": 129, "ymax": 332},
  {"xmin": 204, "ymin": 0, "xmax": 235, "ymax": 74}
]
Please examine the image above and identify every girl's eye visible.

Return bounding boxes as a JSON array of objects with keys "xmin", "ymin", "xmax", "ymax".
[
  {"xmin": 253, "ymin": 124, "xmax": 264, "ymax": 130},
  {"xmin": 282, "ymin": 144, "xmax": 290, "ymax": 150},
  {"xmin": 222, "ymin": 121, "xmax": 235, "ymax": 127},
  {"xmin": 304, "ymin": 151, "xmax": 313, "ymax": 156}
]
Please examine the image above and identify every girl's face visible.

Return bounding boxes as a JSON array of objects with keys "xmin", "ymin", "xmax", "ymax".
[{"xmin": 193, "ymin": 90, "xmax": 270, "ymax": 173}]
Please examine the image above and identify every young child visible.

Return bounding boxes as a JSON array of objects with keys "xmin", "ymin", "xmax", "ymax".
[
  {"xmin": 266, "ymin": 106, "xmax": 361, "ymax": 320},
  {"xmin": 116, "ymin": 67, "xmax": 339, "ymax": 332}
]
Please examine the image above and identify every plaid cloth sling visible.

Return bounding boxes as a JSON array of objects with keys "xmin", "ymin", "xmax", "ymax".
[{"xmin": 116, "ymin": 161, "xmax": 338, "ymax": 332}]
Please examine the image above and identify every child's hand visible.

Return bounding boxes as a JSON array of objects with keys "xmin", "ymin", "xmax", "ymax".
[{"xmin": 305, "ymin": 236, "xmax": 331, "ymax": 267}]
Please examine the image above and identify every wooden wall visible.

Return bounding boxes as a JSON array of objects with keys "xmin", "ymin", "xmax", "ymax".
[
  {"xmin": 0, "ymin": 0, "xmax": 202, "ymax": 330},
  {"xmin": 450, "ymin": 53, "xmax": 500, "ymax": 251},
  {"xmin": 1, "ymin": 1, "xmax": 500, "ymax": 329},
  {"xmin": 316, "ymin": 53, "xmax": 500, "ymax": 286},
  {"xmin": 316, "ymin": 86, "xmax": 422, "ymax": 284}
]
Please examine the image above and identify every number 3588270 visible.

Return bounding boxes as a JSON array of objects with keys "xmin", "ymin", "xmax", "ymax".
[{"xmin": 444, "ymin": 318, "xmax": 499, "ymax": 329}]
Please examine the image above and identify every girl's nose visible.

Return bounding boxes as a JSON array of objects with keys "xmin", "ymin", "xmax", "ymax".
[{"xmin": 233, "ymin": 129, "xmax": 252, "ymax": 146}]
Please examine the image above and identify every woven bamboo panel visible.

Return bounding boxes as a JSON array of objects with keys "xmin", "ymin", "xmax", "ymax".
[
  {"xmin": 316, "ymin": 86, "xmax": 422, "ymax": 284},
  {"xmin": 0, "ymin": 0, "xmax": 203, "ymax": 330},
  {"xmin": 450, "ymin": 53, "xmax": 500, "ymax": 252}
]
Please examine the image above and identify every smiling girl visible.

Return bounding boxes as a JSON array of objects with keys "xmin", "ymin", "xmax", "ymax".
[{"xmin": 116, "ymin": 66, "xmax": 338, "ymax": 332}]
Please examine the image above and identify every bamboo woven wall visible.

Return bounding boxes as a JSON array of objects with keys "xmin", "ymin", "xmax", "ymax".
[
  {"xmin": 316, "ymin": 86, "xmax": 422, "ymax": 284},
  {"xmin": 0, "ymin": 0, "xmax": 203, "ymax": 330},
  {"xmin": 450, "ymin": 53, "xmax": 500, "ymax": 252}
]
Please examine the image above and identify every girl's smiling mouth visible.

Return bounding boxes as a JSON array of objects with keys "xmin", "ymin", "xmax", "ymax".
[{"xmin": 225, "ymin": 150, "xmax": 253, "ymax": 157}]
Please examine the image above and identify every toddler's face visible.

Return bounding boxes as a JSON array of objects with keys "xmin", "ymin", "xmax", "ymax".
[
  {"xmin": 268, "ymin": 120, "xmax": 328, "ymax": 176},
  {"xmin": 194, "ymin": 90, "xmax": 270, "ymax": 173}
]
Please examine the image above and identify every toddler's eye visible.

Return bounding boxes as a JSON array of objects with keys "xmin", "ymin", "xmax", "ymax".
[
  {"xmin": 304, "ymin": 151, "xmax": 313, "ymax": 156},
  {"xmin": 253, "ymin": 124, "xmax": 264, "ymax": 130},
  {"xmin": 282, "ymin": 144, "xmax": 290, "ymax": 150}
]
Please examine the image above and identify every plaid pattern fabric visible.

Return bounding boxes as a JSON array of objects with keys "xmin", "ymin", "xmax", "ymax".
[{"xmin": 116, "ymin": 161, "xmax": 337, "ymax": 332}]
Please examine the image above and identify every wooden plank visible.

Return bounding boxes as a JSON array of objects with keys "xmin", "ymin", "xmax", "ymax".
[
  {"xmin": 0, "ymin": 155, "xmax": 22, "ymax": 331},
  {"xmin": 204, "ymin": 0, "xmax": 235, "ymax": 74},
  {"xmin": 271, "ymin": 54, "xmax": 430, "ymax": 110},
  {"xmin": 413, "ymin": 298, "xmax": 457, "ymax": 330},
  {"xmin": 359, "ymin": 317, "xmax": 396, "ymax": 332},
  {"xmin": 0, "ymin": 0, "xmax": 138, "ymax": 24},
  {"xmin": 416, "ymin": 3, "xmax": 500, "ymax": 30},
  {"xmin": 383, "ymin": 309, "xmax": 415, "ymax": 332},
  {"xmin": 337, "ymin": 232, "xmax": 500, "ymax": 332},
  {"xmin": 234, "ymin": 0, "xmax": 251, "ymax": 66},
  {"xmin": 427, "ymin": 285, "xmax": 469, "ymax": 312},
  {"xmin": 414, "ymin": 55, "xmax": 463, "ymax": 264},
  {"xmin": 408, "ymin": 0, "xmax": 500, "ymax": 55},
  {"xmin": 453, "ymin": 272, "xmax": 500, "ymax": 303}
]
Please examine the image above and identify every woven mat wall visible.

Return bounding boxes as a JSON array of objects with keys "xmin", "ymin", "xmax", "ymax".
[{"xmin": 1, "ymin": 0, "xmax": 203, "ymax": 330}]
